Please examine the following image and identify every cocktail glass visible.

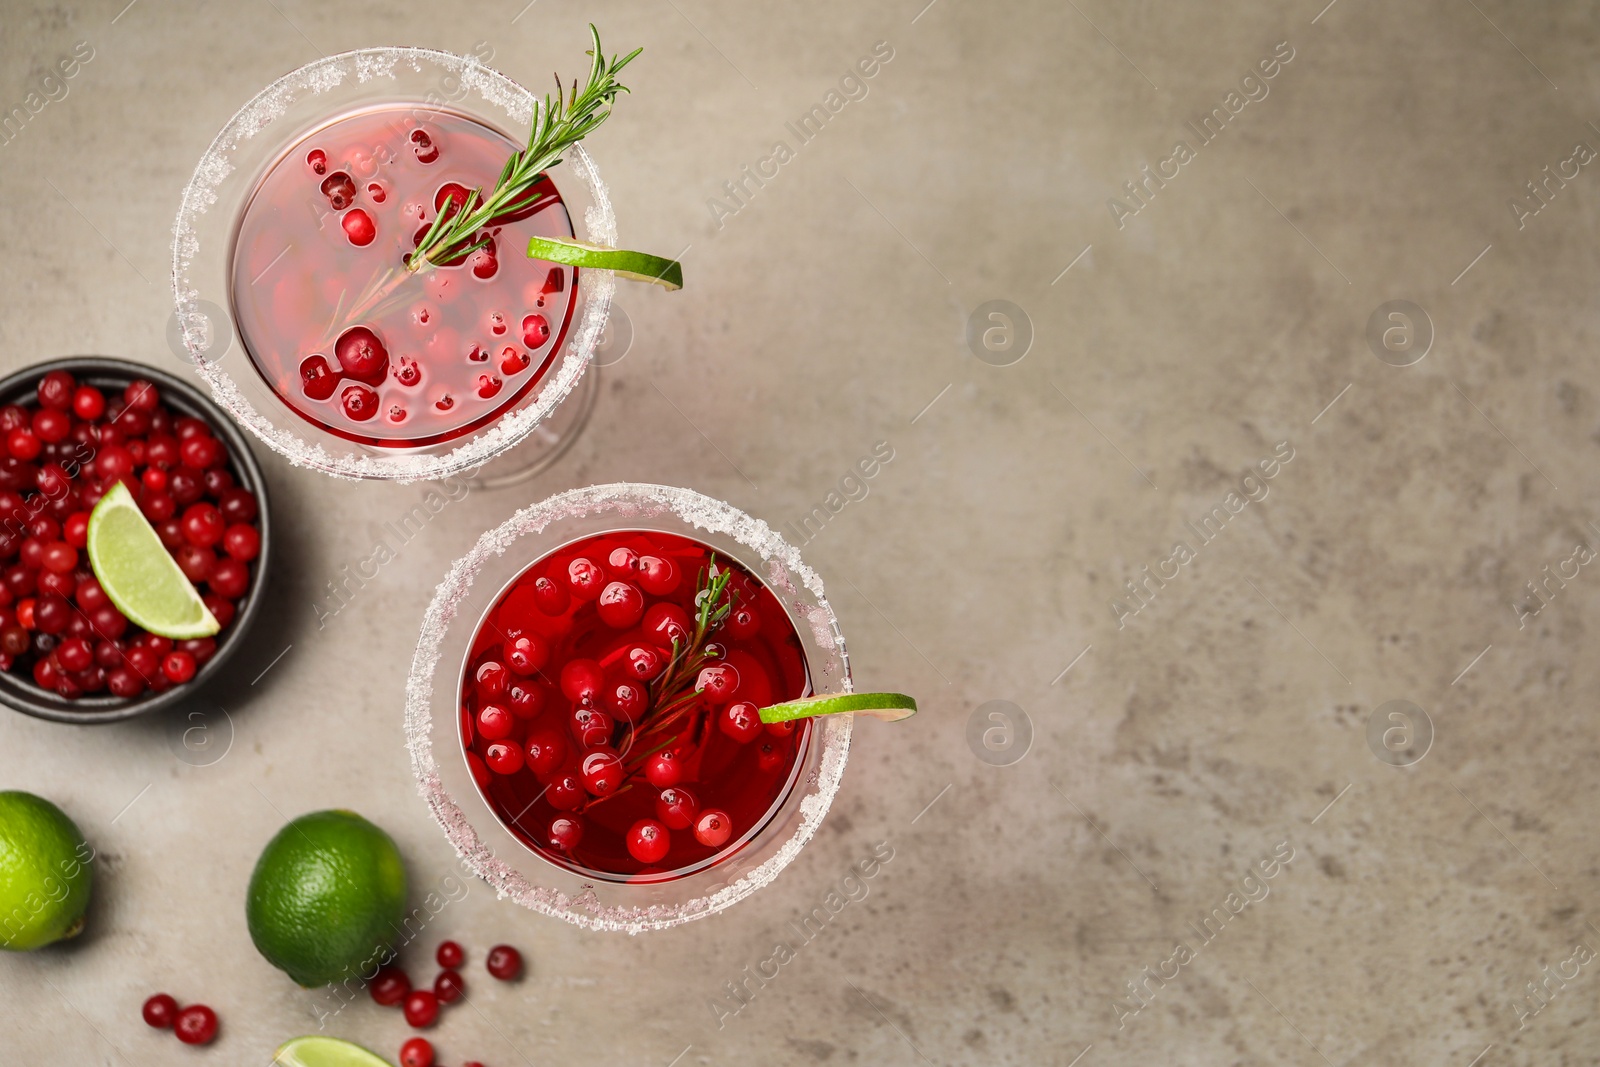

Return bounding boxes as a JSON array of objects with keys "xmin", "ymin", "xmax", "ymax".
[
  {"xmin": 172, "ymin": 46, "xmax": 614, "ymax": 482},
  {"xmin": 405, "ymin": 484, "xmax": 853, "ymax": 933}
]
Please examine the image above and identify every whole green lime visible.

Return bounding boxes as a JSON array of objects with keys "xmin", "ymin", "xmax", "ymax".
[
  {"xmin": 246, "ymin": 810, "xmax": 407, "ymax": 987},
  {"xmin": 0, "ymin": 790, "xmax": 93, "ymax": 951}
]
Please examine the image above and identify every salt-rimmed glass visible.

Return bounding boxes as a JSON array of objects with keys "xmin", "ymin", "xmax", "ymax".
[
  {"xmin": 405, "ymin": 484, "xmax": 853, "ymax": 933},
  {"xmin": 171, "ymin": 47, "xmax": 614, "ymax": 482}
]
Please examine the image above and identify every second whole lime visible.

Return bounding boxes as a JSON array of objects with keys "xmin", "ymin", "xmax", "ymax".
[{"xmin": 246, "ymin": 810, "xmax": 407, "ymax": 988}]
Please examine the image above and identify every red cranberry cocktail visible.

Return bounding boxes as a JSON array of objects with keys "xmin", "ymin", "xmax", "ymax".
[
  {"xmin": 461, "ymin": 531, "xmax": 813, "ymax": 881},
  {"xmin": 230, "ymin": 106, "xmax": 579, "ymax": 448}
]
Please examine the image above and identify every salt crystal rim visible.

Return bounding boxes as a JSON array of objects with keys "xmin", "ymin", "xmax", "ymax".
[
  {"xmin": 404, "ymin": 483, "xmax": 853, "ymax": 933},
  {"xmin": 171, "ymin": 46, "xmax": 616, "ymax": 482}
]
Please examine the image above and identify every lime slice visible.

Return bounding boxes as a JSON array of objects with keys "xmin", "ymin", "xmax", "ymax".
[
  {"xmin": 272, "ymin": 1036, "xmax": 394, "ymax": 1067},
  {"xmin": 758, "ymin": 692, "xmax": 917, "ymax": 724},
  {"xmin": 87, "ymin": 482, "xmax": 219, "ymax": 640},
  {"xmin": 525, "ymin": 235, "xmax": 683, "ymax": 290}
]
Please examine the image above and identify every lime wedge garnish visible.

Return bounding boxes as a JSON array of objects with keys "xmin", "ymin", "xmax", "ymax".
[
  {"xmin": 272, "ymin": 1036, "xmax": 394, "ymax": 1067},
  {"xmin": 525, "ymin": 235, "xmax": 683, "ymax": 290},
  {"xmin": 758, "ymin": 692, "xmax": 917, "ymax": 724},
  {"xmin": 87, "ymin": 482, "xmax": 219, "ymax": 640}
]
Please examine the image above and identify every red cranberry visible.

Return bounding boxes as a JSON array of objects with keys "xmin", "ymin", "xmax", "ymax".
[
  {"xmin": 399, "ymin": 1037, "xmax": 434, "ymax": 1067},
  {"xmin": 299, "ymin": 355, "xmax": 338, "ymax": 401},
  {"xmin": 222, "ymin": 524, "xmax": 260, "ymax": 561},
  {"xmin": 123, "ymin": 379, "xmax": 159, "ymax": 412},
  {"xmin": 559, "ymin": 658, "xmax": 603, "ymax": 705},
  {"xmin": 434, "ymin": 182, "xmax": 471, "ymax": 218},
  {"xmin": 484, "ymin": 741, "xmax": 523, "ymax": 775},
  {"xmin": 94, "ymin": 638, "xmax": 125, "ymax": 669},
  {"xmin": 504, "ymin": 633, "xmax": 548, "ymax": 674},
  {"xmin": 0, "ymin": 406, "xmax": 25, "ymax": 433},
  {"xmin": 203, "ymin": 595, "xmax": 234, "ymax": 629},
  {"xmin": 725, "ymin": 605, "xmax": 761, "ymax": 640},
  {"xmin": 307, "ymin": 148, "xmax": 327, "ymax": 173},
  {"xmin": 506, "ymin": 680, "xmax": 545, "ymax": 718},
  {"xmin": 596, "ymin": 581, "xmax": 644, "ymax": 629},
  {"xmin": 569, "ymin": 707, "xmax": 613, "ymax": 748},
  {"xmin": 57, "ymin": 637, "xmax": 92, "ymax": 673},
  {"xmin": 0, "ymin": 627, "xmax": 28, "ymax": 656},
  {"xmin": 546, "ymin": 772, "xmax": 584, "ymax": 811},
  {"xmin": 139, "ymin": 489, "xmax": 175, "ymax": 522},
  {"xmin": 179, "ymin": 435, "xmax": 223, "ymax": 470},
  {"xmin": 604, "ymin": 682, "xmax": 646, "ymax": 722},
  {"xmin": 433, "ymin": 969, "xmax": 465, "ymax": 1004},
  {"xmin": 626, "ymin": 819, "xmax": 671, "ymax": 865},
  {"xmin": 476, "ymin": 374, "xmax": 501, "ymax": 399},
  {"xmin": 656, "ymin": 786, "xmax": 699, "ymax": 831},
  {"xmin": 6, "ymin": 430, "xmax": 40, "ymax": 461},
  {"xmin": 765, "ymin": 718, "xmax": 796, "ymax": 738},
  {"xmin": 341, "ymin": 384, "xmax": 378, "ymax": 421},
  {"xmin": 643, "ymin": 603, "xmax": 691, "ymax": 648},
  {"xmin": 107, "ymin": 667, "xmax": 144, "ymax": 697},
  {"xmin": 36, "ymin": 370, "xmax": 75, "ymax": 411},
  {"xmin": 32, "ymin": 409, "xmax": 70, "ymax": 444},
  {"xmin": 173, "ymin": 1004, "xmax": 218, "ymax": 1045},
  {"xmin": 697, "ymin": 664, "xmax": 741, "ymax": 706},
  {"xmin": 34, "ymin": 595, "xmax": 70, "ymax": 635},
  {"xmin": 475, "ymin": 659, "xmax": 508, "ymax": 699},
  {"xmin": 177, "ymin": 637, "xmax": 216, "ymax": 665},
  {"xmin": 485, "ymin": 944, "xmax": 523, "ymax": 981},
  {"xmin": 202, "ymin": 468, "xmax": 233, "ymax": 496},
  {"xmin": 499, "ymin": 346, "xmax": 529, "ymax": 375},
  {"xmin": 320, "ymin": 170, "xmax": 357, "ymax": 210},
  {"xmin": 176, "ymin": 544, "xmax": 214, "ymax": 584},
  {"xmin": 720, "ymin": 701, "xmax": 762, "ymax": 743},
  {"xmin": 645, "ymin": 750, "xmax": 683, "ymax": 788},
  {"xmin": 523, "ymin": 730, "xmax": 567, "ymax": 777},
  {"xmin": 579, "ymin": 749, "xmax": 623, "ymax": 796},
  {"xmin": 218, "ymin": 488, "xmax": 258, "ymax": 525},
  {"xmin": 607, "ymin": 547, "xmax": 640, "ymax": 575},
  {"xmin": 168, "ymin": 467, "xmax": 203, "ymax": 505},
  {"xmin": 626, "ymin": 645, "xmax": 664, "ymax": 681},
  {"xmin": 343, "ymin": 208, "xmax": 377, "ymax": 246},
  {"xmin": 141, "ymin": 993, "xmax": 178, "ymax": 1029},
  {"xmin": 548, "ymin": 815, "xmax": 583, "ymax": 851},
  {"xmin": 476, "ymin": 703, "xmax": 514, "ymax": 742},
  {"xmin": 371, "ymin": 965, "xmax": 411, "ymax": 1006},
  {"xmin": 694, "ymin": 809, "xmax": 733, "ymax": 848},
  {"xmin": 402, "ymin": 989, "xmax": 439, "ymax": 1028},
  {"xmin": 637, "ymin": 554, "xmax": 679, "ymax": 595},
  {"xmin": 521, "ymin": 314, "xmax": 550, "ymax": 348},
  {"xmin": 532, "ymin": 575, "xmax": 568, "ymax": 615},
  {"xmin": 367, "ymin": 182, "xmax": 386, "ymax": 203},
  {"xmin": 41, "ymin": 541, "xmax": 76, "ymax": 573},
  {"xmin": 565, "ymin": 557, "xmax": 604, "ymax": 600},
  {"xmin": 125, "ymin": 646, "xmax": 160, "ymax": 683},
  {"xmin": 335, "ymin": 326, "xmax": 388, "ymax": 383},
  {"xmin": 72, "ymin": 386, "xmax": 104, "ymax": 421},
  {"xmin": 162, "ymin": 651, "xmax": 197, "ymax": 684},
  {"xmin": 208, "ymin": 558, "xmax": 250, "ymax": 599},
  {"xmin": 436, "ymin": 941, "xmax": 464, "ymax": 969},
  {"xmin": 141, "ymin": 468, "xmax": 168, "ymax": 493},
  {"xmin": 181, "ymin": 503, "xmax": 225, "ymax": 548},
  {"xmin": 757, "ymin": 739, "xmax": 787, "ymax": 772}
]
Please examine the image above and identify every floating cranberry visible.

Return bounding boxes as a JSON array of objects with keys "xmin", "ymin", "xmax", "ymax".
[
  {"xmin": 532, "ymin": 575, "xmax": 569, "ymax": 615},
  {"xmin": 173, "ymin": 1004, "xmax": 218, "ymax": 1045},
  {"xmin": 307, "ymin": 148, "xmax": 327, "ymax": 174},
  {"xmin": 521, "ymin": 314, "xmax": 549, "ymax": 348},
  {"xmin": 488, "ymin": 311, "xmax": 507, "ymax": 335},
  {"xmin": 475, "ymin": 374, "xmax": 501, "ymax": 399},
  {"xmin": 466, "ymin": 344, "xmax": 489, "ymax": 363},
  {"xmin": 476, "ymin": 659, "xmax": 509, "ymax": 699},
  {"xmin": 412, "ymin": 132, "xmax": 439, "ymax": 164},
  {"xmin": 596, "ymin": 581, "xmax": 643, "ymax": 629},
  {"xmin": 436, "ymin": 941, "xmax": 464, "ymax": 969},
  {"xmin": 720, "ymin": 701, "xmax": 761, "ymax": 742},
  {"xmin": 506, "ymin": 681, "xmax": 544, "ymax": 719},
  {"xmin": 559, "ymin": 658, "xmax": 603, "ymax": 705},
  {"xmin": 141, "ymin": 993, "xmax": 178, "ymax": 1029},
  {"xmin": 645, "ymin": 750, "xmax": 682, "ymax": 788},
  {"xmin": 626, "ymin": 819, "xmax": 671, "ymax": 865},
  {"xmin": 524, "ymin": 730, "xmax": 567, "ymax": 777},
  {"xmin": 431, "ymin": 968, "xmax": 465, "ymax": 1004},
  {"xmin": 570, "ymin": 707, "xmax": 613, "ymax": 748},
  {"xmin": 697, "ymin": 664, "xmax": 740, "ymax": 705},
  {"xmin": 477, "ymin": 704, "xmax": 514, "ymax": 742},
  {"xmin": 565, "ymin": 557, "xmax": 604, "ymax": 600},
  {"xmin": 757, "ymin": 740, "xmax": 786, "ymax": 772},
  {"xmin": 765, "ymin": 718, "xmax": 796, "ymax": 738},
  {"xmin": 656, "ymin": 786, "xmax": 699, "ymax": 831},
  {"xmin": 341, "ymin": 383, "xmax": 379, "ymax": 422},
  {"xmin": 484, "ymin": 741, "xmax": 522, "ymax": 775},
  {"xmin": 399, "ymin": 1036, "xmax": 434, "ymax": 1067},
  {"xmin": 470, "ymin": 243, "xmax": 498, "ymax": 279},
  {"xmin": 499, "ymin": 346, "xmax": 529, "ymax": 374},
  {"xmin": 402, "ymin": 989, "xmax": 439, "ymax": 1028},
  {"xmin": 637, "ymin": 555, "xmax": 679, "ymax": 596},
  {"xmin": 580, "ymin": 749, "xmax": 623, "ymax": 796},
  {"xmin": 335, "ymin": 326, "xmax": 389, "ymax": 384},
  {"xmin": 626, "ymin": 645, "xmax": 664, "ymax": 681},
  {"xmin": 395, "ymin": 357, "xmax": 421, "ymax": 387},
  {"xmin": 604, "ymin": 682, "xmax": 646, "ymax": 723},
  {"xmin": 504, "ymin": 633, "xmax": 548, "ymax": 674},
  {"xmin": 725, "ymin": 605, "xmax": 761, "ymax": 640},
  {"xmin": 485, "ymin": 944, "xmax": 523, "ymax": 981},
  {"xmin": 546, "ymin": 772, "xmax": 584, "ymax": 811},
  {"xmin": 548, "ymin": 815, "xmax": 583, "ymax": 851},
  {"xmin": 299, "ymin": 355, "xmax": 338, "ymax": 401},
  {"xmin": 694, "ymin": 809, "xmax": 733, "ymax": 848},
  {"xmin": 372, "ymin": 965, "xmax": 412, "ymax": 1006},
  {"xmin": 320, "ymin": 170, "xmax": 357, "ymax": 210},
  {"xmin": 367, "ymin": 182, "xmax": 387, "ymax": 203},
  {"xmin": 342, "ymin": 208, "xmax": 377, "ymax": 246},
  {"xmin": 606, "ymin": 547, "xmax": 639, "ymax": 575}
]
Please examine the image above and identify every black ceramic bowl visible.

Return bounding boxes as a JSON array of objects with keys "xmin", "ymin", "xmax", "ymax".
[{"xmin": 0, "ymin": 357, "xmax": 271, "ymax": 724}]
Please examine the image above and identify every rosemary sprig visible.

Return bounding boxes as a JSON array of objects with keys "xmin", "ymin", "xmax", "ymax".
[{"xmin": 408, "ymin": 26, "xmax": 640, "ymax": 272}]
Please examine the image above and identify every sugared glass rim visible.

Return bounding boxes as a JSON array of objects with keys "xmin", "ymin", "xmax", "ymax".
[
  {"xmin": 171, "ymin": 46, "xmax": 616, "ymax": 482},
  {"xmin": 405, "ymin": 484, "xmax": 854, "ymax": 932}
]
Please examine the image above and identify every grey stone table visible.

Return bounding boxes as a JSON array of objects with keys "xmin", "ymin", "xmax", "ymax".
[{"xmin": 3, "ymin": 1, "xmax": 1598, "ymax": 1064}]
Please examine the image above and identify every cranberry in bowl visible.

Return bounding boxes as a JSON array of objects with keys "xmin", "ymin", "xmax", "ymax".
[{"xmin": 0, "ymin": 358, "xmax": 271, "ymax": 724}]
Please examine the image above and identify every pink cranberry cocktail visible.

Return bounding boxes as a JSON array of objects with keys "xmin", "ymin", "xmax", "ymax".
[
  {"xmin": 174, "ymin": 48, "xmax": 615, "ymax": 481},
  {"xmin": 407, "ymin": 485, "xmax": 853, "ymax": 933},
  {"xmin": 461, "ymin": 530, "xmax": 813, "ymax": 881}
]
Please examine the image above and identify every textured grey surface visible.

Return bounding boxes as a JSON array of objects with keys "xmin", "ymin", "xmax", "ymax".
[{"xmin": 3, "ymin": 0, "xmax": 1600, "ymax": 1064}]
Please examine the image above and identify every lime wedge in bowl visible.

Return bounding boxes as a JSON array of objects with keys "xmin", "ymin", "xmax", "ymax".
[
  {"xmin": 87, "ymin": 482, "xmax": 219, "ymax": 640},
  {"xmin": 272, "ymin": 1036, "xmax": 393, "ymax": 1067},
  {"xmin": 525, "ymin": 235, "xmax": 683, "ymax": 290},
  {"xmin": 758, "ymin": 692, "xmax": 917, "ymax": 724}
]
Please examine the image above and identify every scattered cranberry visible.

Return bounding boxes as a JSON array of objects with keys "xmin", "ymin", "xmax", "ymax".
[
  {"xmin": 626, "ymin": 819, "xmax": 671, "ymax": 865},
  {"xmin": 399, "ymin": 1036, "xmax": 435, "ymax": 1067},
  {"xmin": 142, "ymin": 993, "xmax": 179, "ymax": 1028},
  {"xmin": 436, "ymin": 941, "xmax": 464, "ymax": 969},
  {"xmin": 485, "ymin": 944, "xmax": 523, "ymax": 981},
  {"xmin": 173, "ymin": 1004, "xmax": 218, "ymax": 1045},
  {"xmin": 299, "ymin": 355, "xmax": 338, "ymax": 401},
  {"xmin": 371, "ymin": 965, "xmax": 411, "ymax": 1006},
  {"xmin": 433, "ymin": 969, "xmax": 465, "ymax": 1004},
  {"xmin": 403, "ymin": 989, "xmax": 439, "ymax": 1028}
]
